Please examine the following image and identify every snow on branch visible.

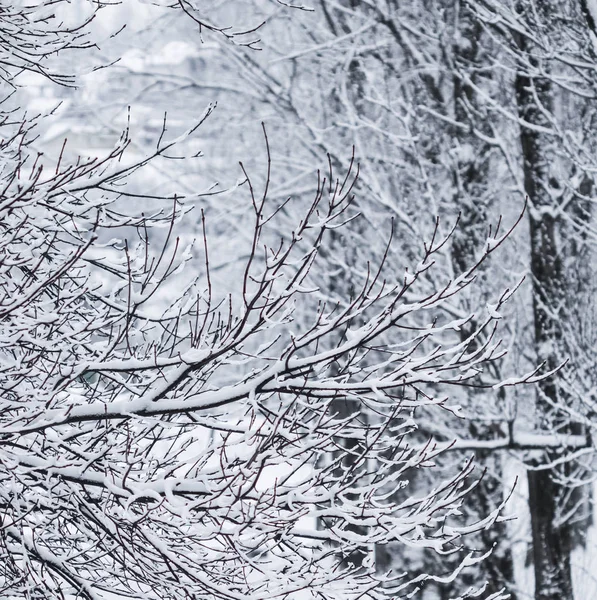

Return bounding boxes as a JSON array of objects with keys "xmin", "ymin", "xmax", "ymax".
[
  {"xmin": 0, "ymin": 3, "xmax": 556, "ymax": 597},
  {"xmin": 0, "ymin": 110, "xmax": 543, "ymax": 598}
]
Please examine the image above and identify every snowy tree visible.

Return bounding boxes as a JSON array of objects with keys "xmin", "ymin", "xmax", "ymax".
[
  {"xmin": 0, "ymin": 1, "xmax": 549, "ymax": 598},
  {"xmin": 148, "ymin": 2, "xmax": 597, "ymax": 598}
]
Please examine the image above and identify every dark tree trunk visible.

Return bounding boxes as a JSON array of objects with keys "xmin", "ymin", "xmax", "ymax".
[{"xmin": 514, "ymin": 4, "xmax": 574, "ymax": 599}]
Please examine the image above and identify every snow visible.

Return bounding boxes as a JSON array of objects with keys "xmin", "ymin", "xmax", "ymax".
[{"xmin": 3, "ymin": 0, "xmax": 597, "ymax": 597}]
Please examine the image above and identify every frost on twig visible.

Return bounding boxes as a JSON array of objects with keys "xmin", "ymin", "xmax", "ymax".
[
  {"xmin": 0, "ymin": 114, "xmax": 534, "ymax": 598},
  {"xmin": 0, "ymin": 3, "xmax": 540, "ymax": 597}
]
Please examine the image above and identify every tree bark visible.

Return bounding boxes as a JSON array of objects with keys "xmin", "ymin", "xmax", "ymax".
[{"xmin": 514, "ymin": 4, "xmax": 574, "ymax": 598}]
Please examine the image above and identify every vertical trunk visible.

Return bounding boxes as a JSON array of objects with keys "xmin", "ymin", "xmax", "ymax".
[
  {"xmin": 514, "ymin": 4, "xmax": 574, "ymax": 599},
  {"xmin": 449, "ymin": 4, "xmax": 517, "ymax": 597},
  {"xmin": 527, "ymin": 470, "xmax": 573, "ymax": 600}
]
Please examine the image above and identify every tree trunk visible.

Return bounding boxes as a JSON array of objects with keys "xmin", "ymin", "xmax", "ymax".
[
  {"xmin": 449, "ymin": 4, "xmax": 517, "ymax": 597},
  {"xmin": 514, "ymin": 4, "xmax": 574, "ymax": 598}
]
